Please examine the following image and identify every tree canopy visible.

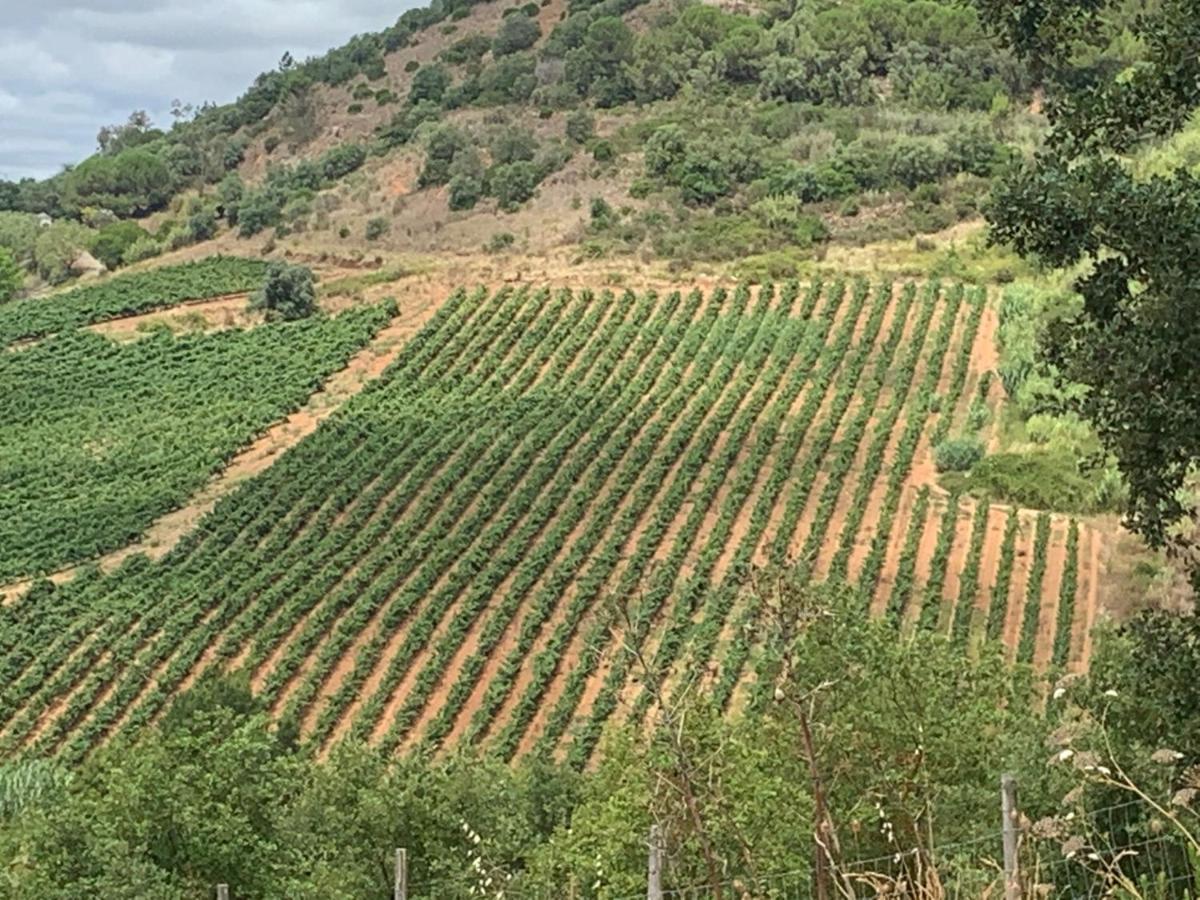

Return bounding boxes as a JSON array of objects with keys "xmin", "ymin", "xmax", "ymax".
[{"xmin": 973, "ymin": 0, "xmax": 1200, "ymax": 580}]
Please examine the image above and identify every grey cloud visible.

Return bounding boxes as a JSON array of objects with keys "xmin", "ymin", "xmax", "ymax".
[{"xmin": 0, "ymin": 0, "xmax": 421, "ymax": 181}]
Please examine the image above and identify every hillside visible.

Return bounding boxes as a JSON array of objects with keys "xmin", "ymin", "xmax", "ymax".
[{"xmin": 2, "ymin": 0, "xmax": 1198, "ymax": 897}]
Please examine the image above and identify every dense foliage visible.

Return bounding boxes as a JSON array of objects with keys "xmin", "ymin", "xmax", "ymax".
[
  {"xmin": 250, "ymin": 262, "xmax": 317, "ymax": 321},
  {"xmin": 0, "ymin": 589, "xmax": 1194, "ymax": 899},
  {"xmin": 972, "ymin": 0, "xmax": 1200, "ymax": 582},
  {"xmin": 0, "ymin": 302, "xmax": 391, "ymax": 579},
  {"xmin": 0, "ymin": 257, "xmax": 267, "ymax": 346}
]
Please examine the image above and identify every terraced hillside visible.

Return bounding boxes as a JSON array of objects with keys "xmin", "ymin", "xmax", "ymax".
[{"xmin": 0, "ymin": 280, "xmax": 1102, "ymax": 767}]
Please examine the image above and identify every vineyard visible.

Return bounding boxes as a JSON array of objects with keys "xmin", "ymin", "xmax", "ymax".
[
  {"xmin": 0, "ymin": 302, "xmax": 393, "ymax": 580},
  {"xmin": 0, "ymin": 280, "xmax": 1103, "ymax": 766},
  {"xmin": 0, "ymin": 257, "xmax": 267, "ymax": 346}
]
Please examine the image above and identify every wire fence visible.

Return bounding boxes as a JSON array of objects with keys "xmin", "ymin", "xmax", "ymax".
[{"xmin": 212, "ymin": 782, "xmax": 1200, "ymax": 899}]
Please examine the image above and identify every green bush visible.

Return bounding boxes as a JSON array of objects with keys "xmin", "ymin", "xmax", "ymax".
[
  {"xmin": 365, "ymin": 217, "xmax": 390, "ymax": 241},
  {"xmin": 321, "ymin": 144, "xmax": 367, "ymax": 181},
  {"xmin": 964, "ymin": 451, "xmax": 1098, "ymax": 513},
  {"xmin": 485, "ymin": 232, "xmax": 516, "ymax": 252},
  {"xmin": 489, "ymin": 161, "xmax": 540, "ymax": 211},
  {"xmin": 591, "ymin": 140, "xmax": 615, "ymax": 162},
  {"xmin": 90, "ymin": 221, "xmax": 148, "ymax": 270},
  {"xmin": 121, "ymin": 237, "xmax": 163, "ymax": 266},
  {"xmin": 934, "ymin": 437, "xmax": 985, "ymax": 473},
  {"xmin": 250, "ymin": 262, "xmax": 316, "ymax": 321},
  {"xmin": 448, "ymin": 173, "xmax": 484, "ymax": 210},
  {"xmin": 566, "ymin": 109, "xmax": 595, "ymax": 144},
  {"xmin": 490, "ymin": 127, "xmax": 538, "ymax": 165},
  {"xmin": 493, "ymin": 13, "xmax": 541, "ymax": 56}
]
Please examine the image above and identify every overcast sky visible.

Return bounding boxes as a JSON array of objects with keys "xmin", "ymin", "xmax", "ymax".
[{"xmin": 0, "ymin": 1, "xmax": 421, "ymax": 181}]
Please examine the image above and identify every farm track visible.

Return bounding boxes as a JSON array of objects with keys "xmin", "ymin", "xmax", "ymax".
[{"xmin": 0, "ymin": 280, "xmax": 1113, "ymax": 764}]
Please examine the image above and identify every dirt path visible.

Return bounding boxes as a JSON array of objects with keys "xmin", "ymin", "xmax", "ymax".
[
  {"xmin": 973, "ymin": 505, "xmax": 1009, "ymax": 644},
  {"xmin": 939, "ymin": 498, "xmax": 976, "ymax": 632},
  {"xmin": 85, "ymin": 293, "xmax": 257, "ymax": 340},
  {"xmin": 0, "ymin": 298, "xmax": 442, "ymax": 606},
  {"xmin": 869, "ymin": 485, "xmax": 917, "ymax": 617},
  {"xmin": 1001, "ymin": 514, "xmax": 1035, "ymax": 660}
]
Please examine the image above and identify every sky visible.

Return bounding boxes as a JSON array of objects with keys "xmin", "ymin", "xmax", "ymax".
[{"xmin": 0, "ymin": 0, "xmax": 421, "ymax": 181}]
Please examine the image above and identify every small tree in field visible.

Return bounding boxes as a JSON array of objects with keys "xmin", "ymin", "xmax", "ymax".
[{"xmin": 251, "ymin": 262, "xmax": 316, "ymax": 321}]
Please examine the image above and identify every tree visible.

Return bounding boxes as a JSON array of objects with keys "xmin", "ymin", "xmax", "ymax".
[
  {"xmin": 493, "ymin": 13, "xmax": 541, "ymax": 57},
  {"xmin": 251, "ymin": 262, "xmax": 317, "ymax": 320},
  {"xmin": 34, "ymin": 221, "xmax": 96, "ymax": 284},
  {"xmin": 565, "ymin": 109, "xmax": 594, "ymax": 144},
  {"xmin": 564, "ymin": 17, "xmax": 635, "ymax": 107},
  {"xmin": 96, "ymin": 110, "xmax": 160, "ymax": 156},
  {"xmin": 970, "ymin": 0, "xmax": 1200, "ymax": 583},
  {"xmin": 488, "ymin": 160, "xmax": 540, "ymax": 211},
  {"xmin": 62, "ymin": 149, "xmax": 174, "ymax": 217},
  {"xmin": 0, "ymin": 211, "xmax": 41, "ymax": 267},
  {"xmin": 489, "ymin": 126, "xmax": 538, "ymax": 165},
  {"xmin": 409, "ymin": 63, "xmax": 451, "ymax": 105},
  {"xmin": 90, "ymin": 220, "xmax": 148, "ymax": 270},
  {"xmin": 0, "ymin": 247, "xmax": 21, "ymax": 302}
]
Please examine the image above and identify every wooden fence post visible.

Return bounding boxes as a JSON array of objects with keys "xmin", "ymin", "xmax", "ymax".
[
  {"xmin": 394, "ymin": 847, "xmax": 408, "ymax": 900},
  {"xmin": 216, "ymin": 885, "xmax": 229, "ymax": 900},
  {"xmin": 1001, "ymin": 773, "xmax": 1022, "ymax": 900},
  {"xmin": 647, "ymin": 824, "xmax": 663, "ymax": 900}
]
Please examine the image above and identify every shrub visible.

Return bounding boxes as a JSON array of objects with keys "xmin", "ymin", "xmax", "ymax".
[
  {"xmin": 888, "ymin": 138, "xmax": 947, "ymax": 189},
  {"xmin": 409, "ymin": 64, "xmax": 451, "ymax": 105},
  {"xmin": 185, "ymin": 206, "xmax": 218, "ymax": 243},
  {"xmin": 251, "ymin": 262, "xmax": 316, "ymax": 320},
  {"xmin": 338, "ymin": 226, "xmax": 351, "ymax": 239},
  {"xmin": 485, "ymin": 232, "xmax": 516, "ymax": 252},
  {"xmin": 934, "ymin": 437, "xmax": 985, "ymax": 473},
  {"xmin": 490, "ymin": 127, "xmax": 538, "ymax": 165},
  {"xmin": 404, "ymin": 59, "xmax": 420, "ymax": 73},
  {"xmin": 565, "ymin": 109, "xmax": 595, "ymax": 144},
  {"xmin": 365, "ymin": 217, "xmax": 391, "ymax": 240},
  {"xmin": 121, "ymin": 236, "xmax": 163, "ymax": 266},
  {"xmin": 440, "ymin": 35, "xmax": 491, "ymax": 66},
  {"xmin": 964, "ymin": 451, "xmax": 1098, "ymax": 513},
  {"xmin": 448, "ymin": 173, "xmax": 484, "ymax": 210},
  {"xmin": 493, "ymin": 13, "xmax": 541, "ymax": 56},
  {"xmin": 90, "ymin": 221, "xmax": 148, "ymax": 270},
  {"xmin": 34, "ymin": 221, "xmax": 96, "ymax": 284},
  {"xmin": 321, "ymin": 144, "xmax": 367, "ymax": 181},
  {"xmin": 419, "ymin": 125, "xmax": 471, "ymax": 187},
  {"xmin": 489, "ymin": 161, "xmax": 540, "ymax": 211},
  {"xmin": 591, "ymin": 140, "xmax": 615, "ymax": 162}
]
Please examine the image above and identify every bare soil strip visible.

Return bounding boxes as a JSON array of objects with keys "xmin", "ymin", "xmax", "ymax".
[
  {"xmin": 869, "ymin": 484, "xmax": 917, "ymax": 617},
  {"xmin": 1001, "ymin": 513, "xmax": 1036, "ymax": 660},
  {"xmin": 973, "ymin": 505, "xmax": 1010, "ymax": 643}
]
